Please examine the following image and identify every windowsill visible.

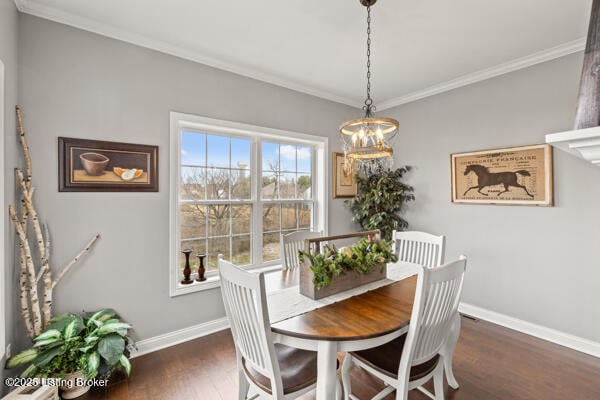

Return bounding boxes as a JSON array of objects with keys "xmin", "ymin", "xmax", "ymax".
[
  {"xmin": 170, "ymin": 264, "xmax": 284, "ymax": 297},
  {"xmin": 171, "ymin": 274, "xmax": 222, "ymax": 296}
]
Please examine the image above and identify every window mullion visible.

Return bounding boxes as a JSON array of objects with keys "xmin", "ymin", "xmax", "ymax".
[
  {"xmin": 203, "ymin": 133, "xmax": 209, "ymax": 262},
  {"xmin": 228, "ymin": 138, "xmax": 232, "ymax": 263},
  {"xmin": 253, "ymin": 138, "xmax": 262, "ymax": 265}
]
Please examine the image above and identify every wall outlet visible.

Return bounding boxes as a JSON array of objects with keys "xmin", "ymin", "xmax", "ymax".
[{"xmin": 5, "ymin": 343, "xmax": 11, "ymax": 359}]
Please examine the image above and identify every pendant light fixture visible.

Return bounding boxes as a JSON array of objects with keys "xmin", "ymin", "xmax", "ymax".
[{"xmin": 340, "ymin": 0, "xmax": 398, "ymax": 176}]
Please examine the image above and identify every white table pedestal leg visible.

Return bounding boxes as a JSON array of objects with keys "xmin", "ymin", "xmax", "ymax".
[
  {"xmin": 316, "ymin": 341, "xmax": 338, "ymax": 400},
  {"xmin": 442, "ymin": 313, "xmax": 461, "ymax": 389}
]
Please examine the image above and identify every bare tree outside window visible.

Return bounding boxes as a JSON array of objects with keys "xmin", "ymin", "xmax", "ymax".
[
  {"xmin": 261, "ymin": 142, "xmax": 313, "ymax": 262},
  {"xmin": 180, "ymin": 132, "xmax": 252, "ymax": 271},
  {"xmin": 178, "ymin": 132, "xmax": 314, "ymax": 277}
]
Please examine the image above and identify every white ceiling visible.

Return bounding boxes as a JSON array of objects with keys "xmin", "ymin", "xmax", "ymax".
[{"xmin": 15, "ymin": 0, "xmax": 593, "ymax": 109}]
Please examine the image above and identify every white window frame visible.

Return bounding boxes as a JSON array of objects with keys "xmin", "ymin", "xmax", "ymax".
[{"xmin": 169, "ymin": 112, "xmax": 328, "ymax": 296}]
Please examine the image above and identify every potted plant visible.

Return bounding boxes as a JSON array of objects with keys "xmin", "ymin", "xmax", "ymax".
[
  {"xmin": 6, "ymin": 309, "xmax": 132, "ymax": 399},
  {"xmin": 345, "ymin": 165, "xmax": 415, "ymax": 240}
]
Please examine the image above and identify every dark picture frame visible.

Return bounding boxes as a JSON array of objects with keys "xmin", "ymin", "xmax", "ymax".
[
  {"xmin": 332, "ymin": 152, "xmax": 357, "ymax": 198},
  {"xmin": 450, "ymin": 143, "xmax": 553, "ymax": 206},
  {"xmin": 59, "ymin": 137, "xmax": 158, "ymax": 192}
]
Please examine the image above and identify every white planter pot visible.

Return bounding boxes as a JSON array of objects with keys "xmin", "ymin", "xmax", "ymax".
[{"xmin": 60, "ymin": 371, "xmax": 90, "ymax": 399}]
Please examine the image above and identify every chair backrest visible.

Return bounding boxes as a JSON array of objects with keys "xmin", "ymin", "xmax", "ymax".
[
  {"xmin": 281, "ymin": 230, "xmax": 323, "ymax": 269},
  {"xmin": 399, "ymin": 257, "xmax": 466, "ymax": 378},
  {"xmin": 218, "ymin": 259, "xmax": 284, "ymax": 397},
  {"xmin": 392, "ymin": 230, "xmax": 446, "ymax": 267}
]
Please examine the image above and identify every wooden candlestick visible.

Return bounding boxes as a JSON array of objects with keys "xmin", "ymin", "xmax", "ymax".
[
  {"xmin": 196, "ymin": 254, "xmax": 206, "ymax": 282},
  {"xmin": 181, "ymin": 249, "xmax": 193, "ymax": 284}
]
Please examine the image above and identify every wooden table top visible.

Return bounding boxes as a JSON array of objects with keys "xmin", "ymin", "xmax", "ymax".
[{"xmin": 270, "ymin": 275, "xmax": 417, "ymax": 341}]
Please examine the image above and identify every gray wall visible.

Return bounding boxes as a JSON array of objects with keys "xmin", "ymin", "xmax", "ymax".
[
  {"xmin": 389, "ymin": 52, "xmax": 600, "ymax": 342},
  {"xmin": 1, "ymin": 0, "xmax": 19, "ymax": 393},
  {"xmin": 17, "ymin": 14, "xmax": 357, "ymax": 341},
  {"xmin": 13, "ymin": 7, "xmax": 598, "ymax": 352}
]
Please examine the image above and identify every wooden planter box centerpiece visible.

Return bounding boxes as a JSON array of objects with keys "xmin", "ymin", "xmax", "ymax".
[{"xmin": 299, "ymin": 230, "xmax": 396, "ymax": 300}]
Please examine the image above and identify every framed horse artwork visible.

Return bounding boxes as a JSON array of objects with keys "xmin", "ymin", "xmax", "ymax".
[{"xmin": 451, "ymin": 144, "xmax": 553, "ymax": 206}]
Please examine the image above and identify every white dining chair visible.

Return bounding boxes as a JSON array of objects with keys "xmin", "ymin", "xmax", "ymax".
[
  {"xmin": 341, "ymin": 257, "xmax": 467, "ymax": 400},
  {"xmin": 392, "ymin": 230, "xmax": 446, "ymax": 268},
  {"xmin": 219, "ymin": 259, "xmax": 338, "ymax": 399},
  {"xmin": 281, "ymin": 230, "xmax": 323, "ymax": 269},
  {"xmin": 392, "ymin": 230, "xmax": 462, "ymax": 389}
]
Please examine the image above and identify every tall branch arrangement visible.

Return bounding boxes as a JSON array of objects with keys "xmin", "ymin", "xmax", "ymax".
[{"xmin": 9, "ymin": 106, "xmax": 100, "ymax": 338}]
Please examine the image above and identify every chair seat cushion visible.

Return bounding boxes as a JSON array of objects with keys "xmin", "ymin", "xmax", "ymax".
[
  {"xmin": 242, "ymin": 343, "xmax": 318, "ymax": 395},
  {"xmin": 350, "ymin": 334, "xmax": 440, "ymax": 381}
]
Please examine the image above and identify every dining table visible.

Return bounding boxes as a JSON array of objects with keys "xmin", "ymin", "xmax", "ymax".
[{"xmin": 264, "ymin": 263, "xmax": 461, "ymax": 400}]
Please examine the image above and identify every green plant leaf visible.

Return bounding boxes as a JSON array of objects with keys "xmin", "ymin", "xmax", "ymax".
[
  {"xmin": 97, "ymin": 323, "xmax": 132, "ymax": 336},
  {"xmin": 6, "ymin": 348, "xmax": 38, "ymax": 368},
  {"xmin": 33, "ymin": 338, "xmax": 63, "ymax": 348},
  {"xmin": 33, "ymin": 346, "xmax": 64, "ymax": 368},
  {"xmin": 119, "ymin": 355, "xmax": 131, "ymax": 375},
  {"xmin": 86, "ymin": 352, "xmax": 100, "ymax": 378},
  {"xmin": 98, "ymin": 335, "xmax": 125, "ymax": 366},
  {"xmin": 34, "ymin": 329, "xmax": 61, "ymax": 341},
  {"xmin": 64, "ymin": 321, "xmax": 78, "ymax": 340},
  {"xmin": 78, "ymin": 345, "xmax": 93, "ymax": 353},
  {"xmin": 21, "ymin": 364, "xmax": 37, "ymax": 378},
  {"xmin": 86, "ymin": 309, "xmax": 117, "ymax": 327},
  {"xmin": 84, "ymin": 336, "xmax": 99, "ymax": 344},
  {"xmin": 46, "ymin": 313, "xmax": 84, "ymax": 333}
]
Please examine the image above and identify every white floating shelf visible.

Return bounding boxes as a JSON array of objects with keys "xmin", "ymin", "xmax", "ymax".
[{"xmin": 545, "ymin": 126, "xmax": 600, "ymax": 166}]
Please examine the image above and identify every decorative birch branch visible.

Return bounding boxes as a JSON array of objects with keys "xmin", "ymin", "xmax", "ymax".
[
  {"xmin": 52, "ymin": 234, "xmax": 101, "ymax": 289},
  {"xmin": 9, "ymin": 106, "xmax": 101, "ymax": 338}
]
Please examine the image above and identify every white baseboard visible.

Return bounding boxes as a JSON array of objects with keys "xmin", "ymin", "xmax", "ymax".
[
  {"xmin": 129, "ymin": 304, "xmax": 600, "ymax": 360},
  {"xmin": 459, "ymin": 302, "xmax": 600, "ymax": 358},
  {"xmin": 129, "ymin": 317, "xmax": 230, "ymax": 358}
]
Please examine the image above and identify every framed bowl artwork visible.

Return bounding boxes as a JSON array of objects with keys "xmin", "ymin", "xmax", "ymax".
[{"xmin": 59, "ymin": 137, "xmax": 158, "ymax": 192}]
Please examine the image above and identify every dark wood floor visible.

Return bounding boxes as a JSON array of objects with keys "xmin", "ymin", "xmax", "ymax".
[{"xmin": 81, "ymin": 315, "xmax": 600, "ymax": 400}]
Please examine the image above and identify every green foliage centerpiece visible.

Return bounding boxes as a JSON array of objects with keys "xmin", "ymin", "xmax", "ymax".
[{"xmin": 299, "ymin": 236, "xmax": 398, "ymax": 290}]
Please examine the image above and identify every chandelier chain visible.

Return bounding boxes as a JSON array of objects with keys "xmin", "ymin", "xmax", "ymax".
[
  {"xmin": 365, "ymin": 4, "xmax": 372, "ymax": 108},
  {"xmin": 338, "ymin": 0, "xmax": 399, "ymax": 176}
]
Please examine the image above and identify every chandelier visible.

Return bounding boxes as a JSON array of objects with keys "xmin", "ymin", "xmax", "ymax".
[{"xmin": 340, "ymin": 0, "xmax": 399, "ymax": 176}]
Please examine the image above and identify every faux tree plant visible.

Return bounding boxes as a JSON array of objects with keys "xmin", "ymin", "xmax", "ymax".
[{"xmin": 345, "ymin": 165, "xmax": 415, "ymax": 240}]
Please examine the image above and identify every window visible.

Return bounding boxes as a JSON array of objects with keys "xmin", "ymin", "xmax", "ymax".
[
  {"xmin": 170, "ymin": 113, "xmax": 328, "ymax": 296},
  {"xmin": 261, "ymin": 142, "xmax": 314, "ymax": 262},
  {"xmin": 179, "ymin": 132, "xmax": 252, "ymax": 271}
]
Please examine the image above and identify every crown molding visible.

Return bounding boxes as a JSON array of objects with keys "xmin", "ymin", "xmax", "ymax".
[
  {"xmin": 13, "ymin": 0, "xmax": 361, "ymax": 108},
  {"xmin": 15, "ymin": 0, "xmax": 586, "ymax": 111},
  {"xmin": 546, "ymin": 125, "xmax": 600, "ymax": 166},
  {"xmin": 377, "ymin": 38, "xmax": 586, "ymax": 111}
]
